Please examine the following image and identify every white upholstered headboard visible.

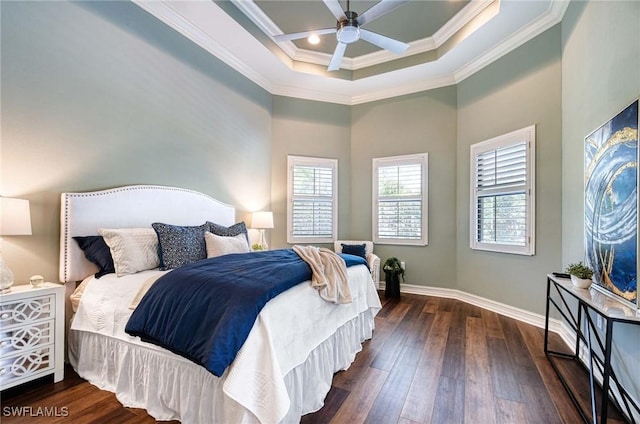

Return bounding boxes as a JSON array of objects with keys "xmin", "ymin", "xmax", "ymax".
[{"xmin": 60, "ymin": 185, "xmax": 236, "ymax": 283}]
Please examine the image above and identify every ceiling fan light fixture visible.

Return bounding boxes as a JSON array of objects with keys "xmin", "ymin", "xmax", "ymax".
[
  {"xmin": 308, "ymin": 34, "xmax": 321, "ymax": 44},
  {"xmin": 273, "ymin": 0, "xmax": 410, "ymax": 71},
  {"xmin": 336, "ymin": 25, "xmax": 360, "ymax": 44}
]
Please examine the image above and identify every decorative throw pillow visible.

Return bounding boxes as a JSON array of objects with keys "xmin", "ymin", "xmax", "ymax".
[
  {"xmin": 73, "ymin": 235, "xmax": 115, "ymax": 278},
  {"xmin": 207, "ymin": 221, "xmax": 249, "ymax": 243},
  {"xmin": 152, "ymin": 222, "xmax": 208, "ymax": 270},
  {"xmin": 98, "ymin": 228, "xmax": 160, "ymax": 276},
  {"xmin": 341, "ymin": 243, "xmax": 367, "ymax": 259},
  {"xmin": 204, "ymin": 232, "xmax": 250, "ymax": 258}
]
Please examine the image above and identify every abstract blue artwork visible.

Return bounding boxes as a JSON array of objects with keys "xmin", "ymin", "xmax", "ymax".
[{"xmin": 585, "ymin": 100, "xmax": 638, "ymax": 306}]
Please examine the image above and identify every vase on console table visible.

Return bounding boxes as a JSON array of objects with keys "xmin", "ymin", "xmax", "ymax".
[{"xmin": 570, "ymin": 274, "xmax": 592, "ymax": 289}]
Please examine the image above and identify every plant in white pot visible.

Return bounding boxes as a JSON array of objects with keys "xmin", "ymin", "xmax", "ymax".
[{"xmin": 566, "ymin": 262, "xmax": 594, "ymax": 289}]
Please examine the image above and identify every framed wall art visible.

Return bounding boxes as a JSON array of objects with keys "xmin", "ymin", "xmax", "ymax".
[{"xmin": 584, "ymin": 99, "xmax": 639, "ymax": 307}]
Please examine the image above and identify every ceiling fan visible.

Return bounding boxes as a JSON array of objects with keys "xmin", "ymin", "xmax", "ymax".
[{"xmin": 273, "ymin": 0, "xmax": 411, "ymax": 71}]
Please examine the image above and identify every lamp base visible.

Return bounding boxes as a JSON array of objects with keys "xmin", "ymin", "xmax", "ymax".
[
  {"xmin": 0, "ymin": 252, "xmax": 15, "ymax": 293},
  {"xmin": 259, "ymin": 229, "xmax": 269, "ymax": 251}
]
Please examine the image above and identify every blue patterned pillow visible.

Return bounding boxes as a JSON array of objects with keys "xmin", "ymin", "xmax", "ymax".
[
  {"xmin": 341, "ymin": 243, "xmax": 367, "ymax": 259},
  {"xmin": 207, "ymin": 221, "xmax": 249, "ymax": 243},
  {"xmin": 74, "ymin": 235, "xmax": 115, "ymax": 278},
  {"xmin": 152, "ymin": 222, "xmax": 208, "ymax": 270}
]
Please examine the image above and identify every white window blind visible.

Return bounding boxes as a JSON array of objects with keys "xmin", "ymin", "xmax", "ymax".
[
  {"xmin": 373, "ymin": 153, "xmax": 428, "ymax": 246},
  {"xmin": 287, "ymin": 156, "xmax": 337, "ymax": 244},
  {"xmin": 470, "ymin": 126, "xmax": 535, "ymax": 255}
]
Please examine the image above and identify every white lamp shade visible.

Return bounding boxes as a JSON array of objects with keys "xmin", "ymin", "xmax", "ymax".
[
  {"xmin": 251, "ymin": 211, "xmax": 274, "ymax": 229},
  {"xmin": 0, "ymin": 198, "xmax": 32, "ymax": 236}
]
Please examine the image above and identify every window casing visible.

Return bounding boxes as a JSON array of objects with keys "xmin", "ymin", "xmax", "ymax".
[
  {"xmin": 287, "ymin": 155, "xmax": 337, "ymax": 244},
  {"xmin": 470, "ymin": 125, "xmax": 535, "ymax": 255},
  {"xmin": 373, "ymin": 153, "xmax": 428, "ymax": 246}
]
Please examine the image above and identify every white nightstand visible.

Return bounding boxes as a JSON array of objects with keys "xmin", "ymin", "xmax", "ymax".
[{"xmin": 0, "ymin": 282, "xmax": 65, "ymax": 390}]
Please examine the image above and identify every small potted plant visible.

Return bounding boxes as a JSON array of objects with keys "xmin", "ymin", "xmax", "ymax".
[
  {"xmin": 566, "ymin": 262, "xmax": 594, "ymax": 289},
  {"xmin": 383, "ymin": 257, "xmax": 404, "ymax": 298}
]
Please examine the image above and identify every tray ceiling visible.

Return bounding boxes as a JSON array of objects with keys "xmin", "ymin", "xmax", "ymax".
[{"xmin": 134, "ymin": 0, "xmax": 569, "ymax": 105}]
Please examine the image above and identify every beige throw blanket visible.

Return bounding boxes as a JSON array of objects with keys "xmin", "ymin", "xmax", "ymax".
[
  {"xmin": 293, "ymin": 245, "xmax": 352, "ymax": 304},
  {"xmin": 129, "ymin": 273, "xmax": 165, "ymax": 310}
]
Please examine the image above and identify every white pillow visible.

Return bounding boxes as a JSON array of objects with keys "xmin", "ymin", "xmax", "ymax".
[
  {"xmin": 98, "ymin": 228, "xmax": 160, "ymax": 276},
  {"xmin": 204, "ymin": 231, "xmax": 250, "ymax": 258}
]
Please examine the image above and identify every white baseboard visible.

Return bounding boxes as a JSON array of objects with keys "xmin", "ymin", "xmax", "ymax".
[{"xmin": 379, "ymin": 281, "xmax": 568, "ymax": 339}]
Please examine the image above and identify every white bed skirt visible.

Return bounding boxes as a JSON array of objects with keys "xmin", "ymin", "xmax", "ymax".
[{"xmin": 69, "ymin": 308, "xmax": 375, "ymax": 423}]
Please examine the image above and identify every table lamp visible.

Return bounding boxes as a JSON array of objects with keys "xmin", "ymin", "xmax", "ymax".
[
  {"xmin": 251, "ymin": 211, "xmax": 274, "ymax": 251},
  {"xmin": 0, "ymin": 198, "xmax": 32, "ymax": 293}
]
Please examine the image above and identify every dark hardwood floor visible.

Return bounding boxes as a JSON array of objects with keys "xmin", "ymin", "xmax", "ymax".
[{"xmin": 1, "ymin": 292, "xmax": 627, "ymax": 423}]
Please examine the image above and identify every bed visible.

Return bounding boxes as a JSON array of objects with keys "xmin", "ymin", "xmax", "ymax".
[{"xmin": 60, "ymin": 185, "xmax": 381, "ymax": 423}]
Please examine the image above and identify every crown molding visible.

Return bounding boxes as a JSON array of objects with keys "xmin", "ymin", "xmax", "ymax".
[
  {"xmin": 270, "ymin": 81, "xmax": 355, "ymax": 105},
  {"xmin": 350, "ymin": 74, "xmax": 456, "ymax": 105},
  {"xmin": 431, "ymin": 0, "xmax": 495, "ymax": 46},
  {"xmin": 453, "ymin": 0, "xmax": 570, "ymax": 83}
]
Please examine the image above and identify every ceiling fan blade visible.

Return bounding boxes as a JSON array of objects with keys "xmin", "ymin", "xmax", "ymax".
[
  {"xmin": 328, "ymin": 42, "xmax": 347, "ymax": 71},
  {"xmin": 357, "ymin": 0, "xmax": 410, "ymax": 26},
  {"xmin": 359, "ymin": 29, "xmax": 409, "ymax": 54},
  {"xmin": 322, "ymin": 0, "xmax": 346, "ymax": 21},
  {"xmin": 274, "ymin": 28, "xmax": 336, "ymax": 43}
]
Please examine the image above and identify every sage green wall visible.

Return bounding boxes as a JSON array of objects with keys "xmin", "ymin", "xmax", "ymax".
[
  {"xmin": 561, "ymin": 1, "xmax": 640, "ymax": 270},
  {"xmin": 561, "ymin": 0, "xmax": 640, "ymax": 413},
  {"xmin": 350, "ymin": 87, "xmax": 458, "ymax": 287},
  {"xmin": 0, "ymin": 2, "xmax": 272, "ymax": 285},
  {"xmin": 270, "ymin": 97, "xmax": 352, "ymax": 249},
  {"xmin": 456, "ymin": 26, "xmax": 563, "ymax": 315}
]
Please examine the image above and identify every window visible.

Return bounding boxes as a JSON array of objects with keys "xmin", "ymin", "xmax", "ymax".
[
  {"xmin": 470, "ymin": 125, "xmax": 535, "ymax": 255},
  {"xmin": 287, "ymin": 155, "xmax": 337, "ymax": 244},
  {"xmin": 373, "ymin": 153, "xmax": 428, "ymax": 245}
]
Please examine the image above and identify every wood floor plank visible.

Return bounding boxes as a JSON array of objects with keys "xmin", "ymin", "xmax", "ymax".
[
  {"xmin": 365, "ymin": 345, "xmax": 421, "ymax": 423},
  {"xmin": 498, "ymin": 314, "xmax": 539, "ymax": 371},
  {"xmin": 331, "ymin": 368, "xmax": 389, "ymax": 424},
  {"xmin": 400, "ymin": 310, "xmax": 451, "ymax": 423},
  {"xmin": 497, "ymin": 316, "xmax": 548, "ymax": 391},
  {"xmin": 397, "ymin": 418, "xmax": 422, "ymax": 424},
  {"xmin": 520, "ymin": 383, "xmax": 564, "ymax": 424},
  {"xmin": 465, "ymin": 380, "xmax": 497, "ymax": 424},
  {"xmin": 430, "ymin": 376, "xmax": 465, "ymax": 424},
  {"xmin": 487, "ymin": 336, "xmax": 523, "ymax": 402},
  {"xmin": 495, "ymin": 397, "xmax": 528, "ymax": 424},
  {"xmin": 517, "ymin": 321, "xmax": 586, "ymax": 424},
  {"xmin": 300, "ymin": 386, "xmax": 350, "ymax": 424},
  {"xmin": 404, "ymin": 311, "xmax": 435, "ymax": 350},
  {"xmin": 534, "ymin": 355, "xmax": 586, "ymax": 424},
  {"xmin": 465, "ymin": 316, "xmax": 491, "ymax": 386},
  {"xmin": 440, "ymin": 303, "xmax": 467, "ymax": 380},
  {"xmin": 422, "ymin": 296, "xmax": 440, "ymax": 314},
  {"xmin": 481, "ymin": 308, "xmax": 505, "ymax": 339},
  {"xmin": 399, "ymin": 363, "xmax": 441, "ymax": 423},
  {"xmin": 464, "ymin": 316, "xmax": 497, "ymax": 424},
  {"xmin": 370, "ymin": 299, "xmax": 422, "ymax": 371},
  {"xmin": 377, "ymin": 298, "xmax": 410, "ymax": 323},
  {"xmin": 437, "ymin": 297, "xmax": 455, "ymax": 312}
]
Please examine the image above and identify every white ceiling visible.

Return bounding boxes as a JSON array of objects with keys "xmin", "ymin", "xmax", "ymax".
[{"xmin": 133, "ymin": 0, "xmax": 569, "ymax": 105}]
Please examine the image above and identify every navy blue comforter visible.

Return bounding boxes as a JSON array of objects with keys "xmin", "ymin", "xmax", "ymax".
[{"xmin": 125, "ymin": 249, "xmax": 367, "ymax": 376}]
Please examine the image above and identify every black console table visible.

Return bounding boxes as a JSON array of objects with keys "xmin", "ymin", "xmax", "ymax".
[{"xmin": 544, "ymin": 274, "xmax": 640, "ymax": 423}]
